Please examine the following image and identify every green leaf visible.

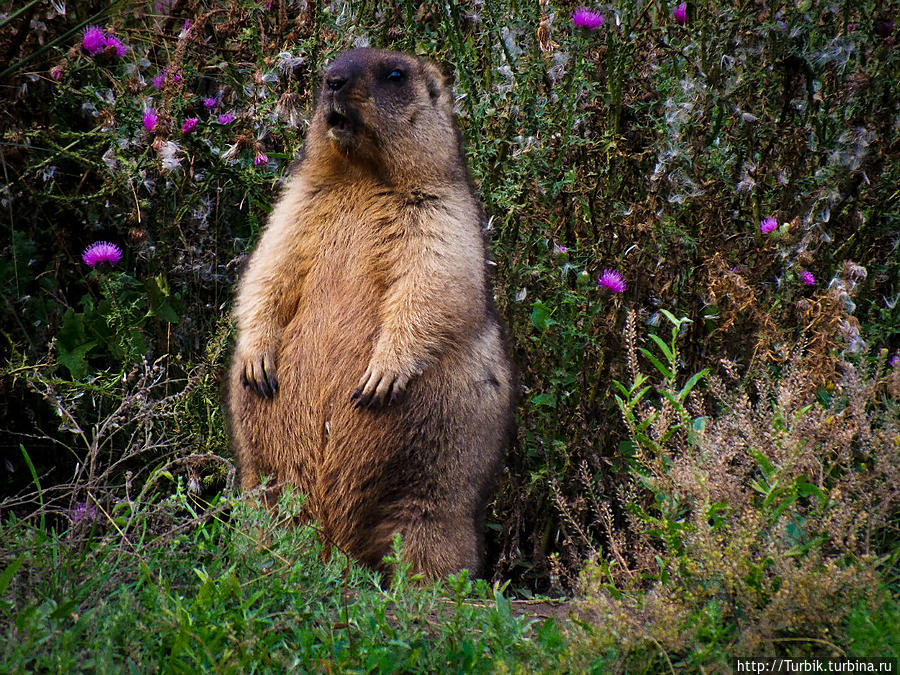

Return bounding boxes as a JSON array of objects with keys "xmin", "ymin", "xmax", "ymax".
[
  {"xmin": 749, "ymin": 479, "xmax": 769, "ymax": 495},
  {"xmin": 55, "ymin": 310, "xmax": 96, "ymax": 379},
  {"xmin": 638, "ymin": 347, "xmax": 673, "ymax": 379},
  {"xmin": 531, "ymin": 392, "xmax": 557, "ymax": 407},
  {"xmin": 795, "ymin": 478, "xmax": 826, "ymax": 505},
  {"xmin": 678, "ymin": 368, "xmax": 710, "ymax": 400},
  {"xmin": 749, "ymin": 448, "xmax": 775, "ymax": 479},
  {"xmin": 20, "ymin": 445, "xmax": 43, "ymax": 530},
  {"xmin": 145, "ymin": 274, "xmax": 182, "ymax": 323},
  {"xmin": 705, "ymin": 501, "xmax": 730, "ymax": 517},
  {"xmin": 770, "ymin": 491, "xmax": 797, "ymax": 521},
  {"xmin": 618, "ymin": 439, "xmax": 636, "ymax": 458},
  {"xmin": 659, "ymin": 309, "xmax": 689, "ymax": 328},
  {"xmin": 612, "ymin": 379, "xmax": 630, "ymax": 398},
  {"xmin": 763, "ymin": 484, "xmax": 784, "ymax": 509},
  {"xmin": 647, "ymin": 333, "xmax": 674, "ymax": 364},
  {"xmin": 494, "ymin": 587, "xmax": 511, "ymax": 619},
  {"xmin": 628, "ymin": 385, "xmax": 651, "ymax": 410},
  {"xmin": 0, "ymin": 555, "xmax": 24, "ymax": 596},
  {"xmin": 529, "ymin": 300, "xmax": 554, "ymax": 332},
  {"xmin": 535, "ymin": 619, "xmax": 565, "ymax": 653},
  {"xmin": 56, "ymin": 341, "xmax": 96, "ymax": 380},
  {"xmin": 50, "ymin": 598, "xmax": 80, "ymax": 620}
]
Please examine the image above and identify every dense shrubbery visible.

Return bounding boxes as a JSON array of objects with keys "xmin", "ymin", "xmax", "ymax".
[{"xmin": 2, "ymin": 0, "xmax": 898, "ymax": 669}]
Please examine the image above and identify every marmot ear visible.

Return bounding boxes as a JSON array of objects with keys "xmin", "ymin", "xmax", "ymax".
[{"xmin": 423, "ymin": 61, "xmax": 454, "ymax": 105}]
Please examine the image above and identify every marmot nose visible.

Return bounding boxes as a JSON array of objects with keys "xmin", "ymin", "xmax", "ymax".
[{"xmin": 326, "ymin": 74, "xmax": 348, "ymax": 91}]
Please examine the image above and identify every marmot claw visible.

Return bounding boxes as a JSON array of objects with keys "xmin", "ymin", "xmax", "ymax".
[
  {"xmin": 351, "ymin": 364, "xmax": 410, "ymax": 409},
  {"xmin": 241, "ymin": 351, "xmax": 279, "ymax": 399}
]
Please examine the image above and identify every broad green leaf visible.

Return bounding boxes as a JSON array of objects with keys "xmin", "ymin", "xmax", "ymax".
[
  {"xmin": 531, "ymin": 392, "xmax": 557, "ymax": 407},
  {"xmin": 612, "ymin": 380, "xmax": 630, "ymax": 398},
  {"xmin": 529, "ymin": 300, "xmax": 554, "ymax": 332},
  {"xmin": 795, "ymin": 478, "xmax": 826, "ymax": 505},
  {"xmin": 639, "ymin": 347, "xmax": 673, "ymax": 379},
  {"xmin": 55, "ymin": 310, "xmax": 95, "ymax": 379},
  {"xmin": 749, "ymin": 448, "xmax": 775, "ymax": 478},
  {"xmin": 0, "ymin": 555, "xmax": 24, "ymax": 596},
  {"xmin": 678, "ymin": 368, "xmax": 710, "ymax": 400},
  {"xmin": 647, "ymin": 333, "xmax": 674, "ymax": 364}
]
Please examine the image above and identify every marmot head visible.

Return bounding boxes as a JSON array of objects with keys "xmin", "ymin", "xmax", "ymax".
[{"xmin": 307, "ymin": 49, "xmax": 461, "ymax": 184}]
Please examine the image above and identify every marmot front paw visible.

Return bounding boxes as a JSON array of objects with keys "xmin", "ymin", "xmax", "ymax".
[
  {"xmin": 350, "ymin": 361, "xmax": 418, "ymax": 409},
  {"xmin": 240, "ymin": 348, "xmax": 279, "ymax": 399}
]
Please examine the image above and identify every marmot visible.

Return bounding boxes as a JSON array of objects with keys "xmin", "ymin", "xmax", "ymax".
[{"xmin": 227, "ymin": 49, "xmax": 514, "ymax": 580}]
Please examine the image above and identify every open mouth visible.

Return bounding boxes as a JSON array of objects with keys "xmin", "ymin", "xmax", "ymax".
[{"xmin": 326, "ymin": 110, "xmax": 353, "ymax": 133}]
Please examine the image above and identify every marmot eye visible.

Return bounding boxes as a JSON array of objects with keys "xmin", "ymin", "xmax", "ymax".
[{"xmin": 386, "ymin": 69, "xmax": 405, "ymax": 82}]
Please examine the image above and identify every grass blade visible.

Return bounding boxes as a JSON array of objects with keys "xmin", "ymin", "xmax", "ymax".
[{"xmin": 19, "ymin": 444, "xmax": 44, "ymax": 530}]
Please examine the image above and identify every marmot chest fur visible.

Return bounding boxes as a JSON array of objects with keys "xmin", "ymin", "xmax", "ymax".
[{"xmin": 227, "ymin": 48, "xmax": 514, "ymax": 580}]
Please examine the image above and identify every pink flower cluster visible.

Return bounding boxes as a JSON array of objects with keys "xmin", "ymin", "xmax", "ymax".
[
  {"xmin": 82, "ymin": 241, "xmax": 123, "ymax": 267},
  {"xmin": 71, "ymin": 502, "xmax": 99, "ymax": 524},
  {"xmin": 598, "ymin": 269, "xmax": 627, "ymax": 293},
  {"xmin": 572, "ymin": 8, "xmax": 605, "ymax": 30},
  {"xmin": 151, "ymin": 67, "xmax": 182, "ymax": 91},
  {"xmin": 143, "ymin": 108, "xmax": 158, "ymax": 132},
  {"xmin": 82, "ymin": 26, "xmax": 129, "ymax": 57}
]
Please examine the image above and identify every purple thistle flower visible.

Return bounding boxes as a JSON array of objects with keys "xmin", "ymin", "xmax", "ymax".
[
  {"xmin": 151, "ymin": 67, "xmax": 179, "ymax": 91},
  {"xmin": 552, "ymin": 243, "xmax": 569, "ymax": 262},
  {"xmin": 143, "ymin": 108, "xmax": 158, "ymax": 132},
  {"xmin": 82, "ymin": 241, "xmax": 122, "ymax": 267},
  {"xmin": 598, "ymin": 269, "xmax": 626, "ymax": 293},
  {"xmin": 181, "ymin": 117, "xmax": 198, "ymax": 133},
  {"xmin": 572, "ymin": 8, "xmax": 604, "ymax": 30},
  {"xmin": 890, "ymin": 354, "xmax": 900, "ymax": 369},
  {"xmin": 82, "ymin": 26, "xmax": 107, "ymax": 56},
  {"xmin": 50, "ymin": 65, "xmax": 65, "ymax": 81},
  {"xmin": 801, "ymin": 271, "xmax": 815, "ymax": 286},
  {"xmin": 203, "ymin": 97, "xmax": 218, "ymax": 108},
  {"xmin": 673, "ymin": 2, "xmax": 687, "ymax": 25},
  {"xmin": 71, "ymin": 502, "xmax": 99, "ymax": 524},
  {"xmin": 253, "ymin": 151, "xmax": 269, "ymax": 166},
  {"xmin": 105, "ymin": 34, "xmax": 129, "ymax": 57},
  {"xmin": 217, "ymin": 111, "xmax": 235, "ymax": 125},
  {"xmin": 760, "ymin": 216, "xmax": 777, "ymax": 234}
]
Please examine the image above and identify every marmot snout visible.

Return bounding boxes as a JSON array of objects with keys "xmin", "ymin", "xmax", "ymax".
[{"xmin": 227, "ymin": 49, "xmax": 514, "ymax": 580}]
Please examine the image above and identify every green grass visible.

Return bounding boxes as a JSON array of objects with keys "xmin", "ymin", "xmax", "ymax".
[{"xmin": 1, "ymin": 488, "xmax": 554, "ymax": 673}]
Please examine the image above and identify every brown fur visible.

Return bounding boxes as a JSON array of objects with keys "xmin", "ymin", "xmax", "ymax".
[{"xmin": 227, "ymin": 49, "xmax": 514, "ymax": 579}]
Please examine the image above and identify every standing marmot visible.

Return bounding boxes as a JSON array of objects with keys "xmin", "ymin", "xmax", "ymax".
[{"xmin": 227, "ymin": 49, "xmax": 514, "ymax": 580}]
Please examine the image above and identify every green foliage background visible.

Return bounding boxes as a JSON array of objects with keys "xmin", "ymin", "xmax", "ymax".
[{"xmin": 1, "ymin": 0, "xmax": 898, "ymax": 669}]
